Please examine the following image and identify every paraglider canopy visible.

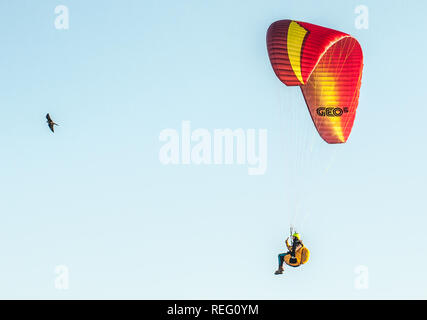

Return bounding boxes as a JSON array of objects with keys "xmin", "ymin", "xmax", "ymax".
[{"xmin": 266, "ymin": 20, "xmax": 364, "ymax": 144}]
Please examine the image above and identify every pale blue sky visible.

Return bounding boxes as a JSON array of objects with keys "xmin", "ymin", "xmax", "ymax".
[{"xmin": 0, "ymin": 0, "xmax": 426, "ymax": 299}]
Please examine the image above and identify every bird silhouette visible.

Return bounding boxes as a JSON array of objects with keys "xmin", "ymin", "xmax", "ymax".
[{"xmin": 46, "ymin": 113, "xmax": 59, "ymax": 132}]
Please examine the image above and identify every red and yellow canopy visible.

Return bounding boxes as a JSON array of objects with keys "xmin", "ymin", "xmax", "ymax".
[{"xmin": 267, "ymin": 20, "xmax": 364, "ymax": 144}]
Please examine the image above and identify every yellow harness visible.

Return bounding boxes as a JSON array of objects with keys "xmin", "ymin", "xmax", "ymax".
[
  {"xmin": 284, "ymin": 246, "xmax": 310, "ymax": 267},
  {"xmin": 284, "ymin": 238, "xmax": 310, "ymax": 267}
]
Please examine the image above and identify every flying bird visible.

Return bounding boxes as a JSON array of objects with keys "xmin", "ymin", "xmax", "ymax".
[{"xmin": 46, "ymin": 113, "xmax": 59, "ymax": 132}]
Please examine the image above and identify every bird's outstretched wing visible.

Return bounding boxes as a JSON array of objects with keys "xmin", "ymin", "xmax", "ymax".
[{"xmin": 46, "ymin": 113, "xmax": 56, "ymax": 132}]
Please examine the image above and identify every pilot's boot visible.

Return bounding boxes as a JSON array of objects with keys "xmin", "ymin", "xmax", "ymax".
[{"xmin": 274, "ymin": 267, "xmax": 284, "ymax": 275}]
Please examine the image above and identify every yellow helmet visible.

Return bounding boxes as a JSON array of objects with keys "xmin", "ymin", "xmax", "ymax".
[{"xmin": 292, "ymin": 232, "xmax": 300, "ymax": 240}]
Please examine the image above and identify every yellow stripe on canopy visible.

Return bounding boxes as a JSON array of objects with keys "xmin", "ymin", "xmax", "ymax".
[{"xmin": 287, "ymin": 21, "xmax": 307, "ymax": 84}]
